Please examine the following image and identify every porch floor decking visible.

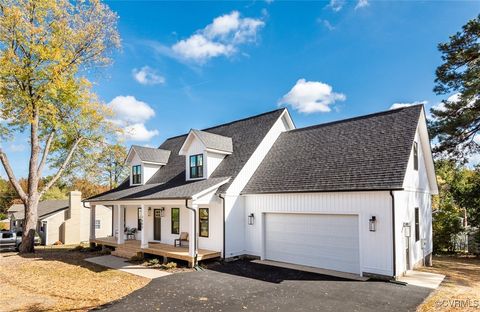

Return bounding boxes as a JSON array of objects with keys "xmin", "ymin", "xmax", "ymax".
[{"xmin": 90, "ymin": 237, "xmax": 221, "ymax": 263}]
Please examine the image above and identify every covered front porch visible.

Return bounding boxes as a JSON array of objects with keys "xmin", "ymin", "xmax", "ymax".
[
  {"xmin": 90, "ymin": 237, "xmax": 221, "ymax": 265},
  {"xmin": 88, "ymin": 196, "xmax": 224, "ymax": 267}
]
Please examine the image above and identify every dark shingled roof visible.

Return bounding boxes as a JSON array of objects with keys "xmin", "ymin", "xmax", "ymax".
[
  {"xmin": 88, "ymin": 177, "xmax": 230, "ymax": 201},
  {"xmin": 243, "ymin": 105, "xmax": 423, "ymax": 194},
  {"xmin": 191, "ymin": 129, "xmax": 233, "ymax": 153},
  {"xmin": 130, "ymin": 145, "xmax": 171, "ymax": 164},
  {"xmin": 87, "ymin": 109, "xmax": 285, "ymax": 201},
  {"xmin": 8, "ymin": 200, "xmax": 69, "ymax": 220}
]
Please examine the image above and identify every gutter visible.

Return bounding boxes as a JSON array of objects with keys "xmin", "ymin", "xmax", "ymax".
[
  {"xmin": 218, "ymin": 194, "xmax": 226, "ymax": 259},
  {"xmin": 390, "ymin": 190, "xmax": 397, "ymax": 279},
  {"xmin": 185, "ymin": 199, "xmax": 198, "ymax": 268}
]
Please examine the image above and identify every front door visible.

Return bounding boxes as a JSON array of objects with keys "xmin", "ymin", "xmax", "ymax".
[{"xmin": 154, "ymin": 209, "xmax": 161, "ymax": 241}]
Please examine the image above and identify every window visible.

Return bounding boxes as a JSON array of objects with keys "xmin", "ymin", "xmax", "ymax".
[
  {"xmin": 171, "ymin": 208, "xmax": 180, "ymax": 234},
  {"xmin": 1, "ymin": 233, "xmax": 13, "ymax": 239},
  {"xmin": 415, "ymin": 207, "xmax": 420, "ymax": 242},
  {"xmin": 137, "ymin": 207, "xmax": 143, "ymax": 231},
  {"xmin": 413, "ymin": 142, "xmax": 418, "ymax": 171},
  {"xmin": 95, "ymin": 220, "xmax": 101, "ymax": 229},
  {"xmin": 199, "ymin": 208, "xmax": 209, "ymax": 237},
  {"xmin": 189, "ymin": 154, "xmax": 204, "ymax": 179},
  {"xmin": 132, "ymin": 165, "xmax": 142, "ymax": 184}
]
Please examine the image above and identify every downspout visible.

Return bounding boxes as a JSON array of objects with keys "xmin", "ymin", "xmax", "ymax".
[
  {"xmin": 390, "ymin": 190, "xmax": 397, "ymax": 279},
  {"xmin": 185, "ymin": 199, "xmax": 198, "ymax": 268},
  {"xmin": 218, "ymin": 194, "xmax": 226, "ymax": 260}
]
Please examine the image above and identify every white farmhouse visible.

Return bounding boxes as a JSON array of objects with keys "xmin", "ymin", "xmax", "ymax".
[{"xmin": 86, "ymin": 105, "xmax": 437, "ymax": 278}]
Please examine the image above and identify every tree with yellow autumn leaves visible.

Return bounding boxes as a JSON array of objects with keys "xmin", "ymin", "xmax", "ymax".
[{"xmin": 0, "ymin": 0, "xmax": 120, "ymax": 252}]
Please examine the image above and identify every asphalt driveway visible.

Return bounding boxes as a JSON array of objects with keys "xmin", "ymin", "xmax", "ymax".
[{"xmin": 97, "ymin": 259, "xmax": 432, "ymax": 312}]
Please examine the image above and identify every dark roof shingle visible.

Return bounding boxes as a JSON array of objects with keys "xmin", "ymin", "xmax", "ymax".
[
  {"xmin": 88, "ymin": 109, "xmax": 285, "ymax": 201},
  {"xmin": 131, "ymin": 145, "xmax": 171, "ymax": 164},
  {"xmin": 243, "ymin": 105, "xmax": 423, "ymax": 194},
  {"xmin": 8, "ymin": 200, "xmax": 69, "ymax": 220},
  {"xmin": 191, "ymin": 129, "xmax": 233, "ymax": 153}
]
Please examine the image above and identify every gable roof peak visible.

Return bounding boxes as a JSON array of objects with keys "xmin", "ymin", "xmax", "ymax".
[{"xmin": 128, "ymin": 145, "xmax": 171, "ymax": 165}]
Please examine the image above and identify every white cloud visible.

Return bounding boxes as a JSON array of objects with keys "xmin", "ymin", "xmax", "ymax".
[
  {"xmin": 132, "ymin": 66, "xmax": 166, "ymax": 85},
  {"xmin": 171, "ymin": 11, "xmax": 265, "ymax": 64},
  {"xmin": 123, "ymin": 124, "xmax": 159, "ymax": 142},
  {"xmin": 317, "ymin": 19, "xmax": 335, "ymax": 31},
  {"xmin": 328, "ymin": 0, "xmax": 345, "ymax": 12},
  {"xmin": 390, "ymin": 100, "xmax": 428, "ymax": 110},
  {"xmin": 108, "ymin": 96, "xmax": 155, "ymax": 124},
  {"xmin": 279, "ymin": 79, "xmax": 346, "ymax": 114},
  {"xmin": 172, "ymin": 34, "xmax": 235, "ymax": 62},
  {"xmin": 107, "ymin": 96, "xmax": 159, "ymax": 142},
  {"xmin": 355, "ymin": 0, "xmax": 369, "ymax": 10}
]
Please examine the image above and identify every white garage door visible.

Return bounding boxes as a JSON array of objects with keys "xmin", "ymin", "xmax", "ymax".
[{"xmin": 265, "ymin": 213, "xmax": 360, "ymax": 274}]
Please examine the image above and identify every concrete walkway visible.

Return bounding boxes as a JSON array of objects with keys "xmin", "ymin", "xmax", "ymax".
[
  {"xmin": 252, "ymin": 259, "xmax": 369, "ymax": 281},
  {"xmin": 397, "ymin": 270, "xmax": 445, "ymax": 289},
  {"xmin": 85, "ymin": 255, "xmax": 171, "ymax": 279}
]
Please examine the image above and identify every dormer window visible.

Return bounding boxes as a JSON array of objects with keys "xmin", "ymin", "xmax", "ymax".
[
  {"xmin": 190, "ymin": 154, "xmax": 204, "ymax": 179},
  {"xmin": 132, "ymin": 165, "xmax": 142, "ymax": 184}
]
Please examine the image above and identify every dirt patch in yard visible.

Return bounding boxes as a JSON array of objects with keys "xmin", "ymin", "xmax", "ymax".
[
  {"xmin": 417, "ymin": 255, "xmax": 480, "ymax": 312},
  {"xmin": 0, "ymin": 245, "xmax": 149, "ymax": 312}
]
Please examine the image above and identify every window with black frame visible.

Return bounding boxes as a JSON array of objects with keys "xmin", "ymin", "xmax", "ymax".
[
  {"xmin": 199, "ymin": 208, "xmax": 209, "ymax": 237},
  {"xmin": 132, "ymin": 165, "xmax": 142, "ymax": 184},
  {"xmin": 189, "ymin": 154, "xmax": 203, "ymax": 179},
  {"xmin": 415, "ymin": 207, "xmax": 420, "ymax": 242},
  {"xmin": 137, "ymin": 207, "xmax": 143, "ymax": 231},
  {"xmin": 171, "ymin": 208, "xmax": 180, "ymax": 234}
]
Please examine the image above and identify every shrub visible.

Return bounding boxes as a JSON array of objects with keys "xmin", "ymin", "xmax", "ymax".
[
  {"xmin": 163, "ymin": 261, "xmax": 177, "ymax": 270},
  {"xmin": 147, "ymin": 258, "xmax": 160, "ymax": 266}
]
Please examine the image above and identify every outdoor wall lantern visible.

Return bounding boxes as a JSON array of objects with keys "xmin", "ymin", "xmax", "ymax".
[
  {"xmin": 148, "ymin": 207, "xmax": 152, "ymax": 217},
  {"xmin": 248, "ymin": 213, "xmax": 255, "ymax": 225},
  {"xmin": 160, "ymin": 207, "xmax": 165, "ymax": 217},
  {"xmin": 369, "ymin": 216, "xmax": 377, "ymax": 232}
]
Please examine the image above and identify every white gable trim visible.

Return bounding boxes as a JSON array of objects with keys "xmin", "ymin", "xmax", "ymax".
[
  {"xmin": 192, "ymin": 178, "xmax": 231, "ymax": 200},
  {"xmin": 225, "ymin": 109, "xmax": 295, "ymax": 195},
  {"xmin": 179, "ymin": 130, "xmax": 201, "ymax": 156},
  {"xmin": 418, "ymin": 109, "xmax": 438, "ymax": 194}
]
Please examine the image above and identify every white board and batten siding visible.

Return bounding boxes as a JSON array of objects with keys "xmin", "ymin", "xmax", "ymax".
[
  {"xmin": 394, "ymin": 118, "xmax": 435, "ymax": 275},
  {"xmin": 224, "ymin": 111, "xmax": 294, "ymax": 257},
  {"xmin": 244, "ymin": 192, "xmax": 394, "ymax": 277}
]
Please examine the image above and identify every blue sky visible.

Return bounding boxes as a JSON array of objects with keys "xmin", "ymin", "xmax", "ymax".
[{"xmin": 1, "ymin": 0, "xmax": 479, "ymax": 178}]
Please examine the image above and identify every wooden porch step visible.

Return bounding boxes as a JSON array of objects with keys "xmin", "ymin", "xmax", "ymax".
[{"xmin": 111, "ymin": 249, "xmax": 140, "ymax": 259}]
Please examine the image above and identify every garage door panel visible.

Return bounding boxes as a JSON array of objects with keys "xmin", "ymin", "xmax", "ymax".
[{"xmin": 265, "ymin": 213, "xmax": 360, "ymax": 274}]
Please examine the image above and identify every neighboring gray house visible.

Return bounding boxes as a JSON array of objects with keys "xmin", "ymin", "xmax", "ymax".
[
  {"xmin": 8, "ymin": 191, "xmax": 111, "ymax": 245},
  {"xmin": 86, "ymin": 105, "xmax": 438, "ymax": 278}
]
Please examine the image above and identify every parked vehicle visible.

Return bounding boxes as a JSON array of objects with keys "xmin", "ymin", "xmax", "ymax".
[{"xmin": 0, "ymin": 230, "xmax": 41, "ymax": 251}]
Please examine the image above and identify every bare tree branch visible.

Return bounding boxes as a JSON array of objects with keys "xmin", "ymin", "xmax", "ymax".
[
  {"xmin": 39, "ymin": 137, "xmax": 83, "ymax": 197},
  {"xmin": 37, "ymin": 130, "xmax": 55, "ymax": 177},
  {"xmin": 0, "ymin": 148, "xmax": 27, "ymax": 202}
]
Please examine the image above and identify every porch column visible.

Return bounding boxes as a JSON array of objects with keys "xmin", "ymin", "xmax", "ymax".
[
  {"xmin": 188, "ymin": 203, "xmax": 198, "ymax": 267},
  {"xmin": 116, "ymin": 205, "xmax": 125, "ymax": 244},
  {"xmin": 89, "ymin": 204, "xmax": 96, "ymax": 241},
  {"xmin": 140, "ymin": 204, "xmax": 148, "ymax": 248}
]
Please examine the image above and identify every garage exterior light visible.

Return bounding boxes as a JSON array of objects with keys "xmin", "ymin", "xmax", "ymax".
[
  {"xmin": 369, "ymin": 216, "xmax": 377, "ymax": 232},
  {"xmin": 248, "ymin": 213, "xmax": 255, "ymax": 225}
]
